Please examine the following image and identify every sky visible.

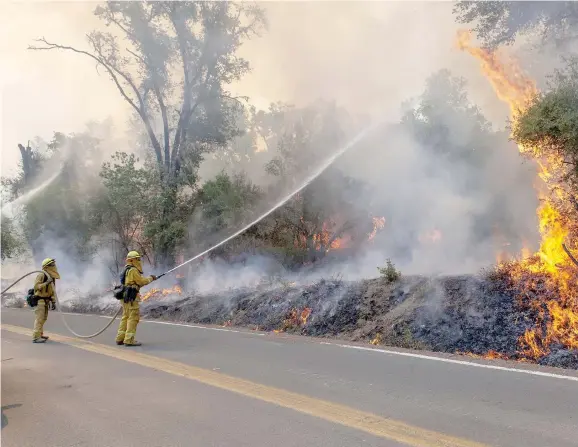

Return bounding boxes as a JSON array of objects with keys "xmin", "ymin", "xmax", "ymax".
[{"xmin": 0, "ymin": 1, "xmax": 513, "ymax": 177}]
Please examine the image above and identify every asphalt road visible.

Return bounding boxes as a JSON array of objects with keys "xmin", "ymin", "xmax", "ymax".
[{"xmin": 2, "ymin": 308, "xmax": 577, "ymax": 447}]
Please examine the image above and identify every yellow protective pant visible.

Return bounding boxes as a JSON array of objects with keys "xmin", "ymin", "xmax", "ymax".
[
  {"xmin": 116, "ymin": 300, "xmax": 140, "ymax": 345},
  {"xmin": 32, "ymin": 299, "xmax": 49, "ymax": 339}
]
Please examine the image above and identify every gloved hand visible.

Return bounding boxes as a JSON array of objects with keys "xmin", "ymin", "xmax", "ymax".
[
  {"xmin": 151, "ymin": 275, "xmax": 157, "ymax": 281},
  {"xmin": 49, "ymin": 301, "xmax": 56, "ymax": 311}
]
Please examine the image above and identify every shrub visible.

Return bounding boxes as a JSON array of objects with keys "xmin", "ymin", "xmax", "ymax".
[{"xmin": 378, "ymin": 259, "xmax": 401, "ymax": 283}]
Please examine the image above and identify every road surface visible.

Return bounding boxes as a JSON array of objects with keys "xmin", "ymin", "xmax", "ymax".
[{"xmin": 2, "ymin": 308, "xmax": 577, "ymax": 447}]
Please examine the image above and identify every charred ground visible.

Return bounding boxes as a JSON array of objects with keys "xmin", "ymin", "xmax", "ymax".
[{"xmin": 4, "ymin": 271, "xmax": 576, "ymax": 370}]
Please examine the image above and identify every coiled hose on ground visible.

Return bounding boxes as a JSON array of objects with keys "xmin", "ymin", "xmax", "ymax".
[{"xmin": 1, "ymin": 270, "xmax": 121, "ymax": 339}]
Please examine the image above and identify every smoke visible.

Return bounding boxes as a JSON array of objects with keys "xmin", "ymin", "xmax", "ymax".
[
  {"xmin": 0, "ymin": 1, "xmax": 552, "ymax": 305},
  {"xmin": 330, "ymin": 117, "xmax": 539, "ymax": 276},
  {"xmin": 182, "ymin": 254, "xmax": 286, "ymax": 295}
]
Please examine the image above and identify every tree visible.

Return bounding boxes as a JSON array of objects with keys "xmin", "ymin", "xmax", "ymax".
[
  {"xmin": 401, "ymin": 69, "xmax": 493, "ymax": 174},
  {"xmin": 454, "ymin": 1, "xmax": 578, "ymax": 49},
  {"xmin": 263, "ymin": 100, "xmax": 351, "ymax": 188},
  {"xmin": 1, "ymin": 140, "xmax": 48, "ymax": 201},
  {"xmin": 90, "ymin": 151, "xmax": 154, "ymax": 272},
  {"xmin": 30, "ymin": 2, "xmax": 265, "ymax": 181},
  {"xmin": 513, "ymin": 58, "xmax": 578, "ymax": 220},
  {"xmin": 255, "ymin": 101, "xmax": 373, "ymax": 263},
  {"xmin": 199, "ymin": 171, "xmax": 262, "ymax": 234},
  {"xmin": 29, "ymin": 1, "xmax": 266, "ymax": 265},
  {"xmin": 1, "ymin": 216, "xmax": 25, "ymax": 261}
]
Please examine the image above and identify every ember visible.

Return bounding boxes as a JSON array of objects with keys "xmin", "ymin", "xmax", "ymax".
[
  {"xmin": 274, "ymin": 307, "xmax": 312, "ymax": 333},
  {"xmin": 370, "ymin": 333, "xmax": 382, "ymax": 345}
]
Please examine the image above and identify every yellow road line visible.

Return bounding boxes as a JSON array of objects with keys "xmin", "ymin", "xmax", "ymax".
[{"xmin": 2, "ymin": 324, "xmax": 488, "ymax": 447}]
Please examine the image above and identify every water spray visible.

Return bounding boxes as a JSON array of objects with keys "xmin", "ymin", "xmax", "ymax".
[
  {"xmin": 1, "ymin": 120, "xmax": 383, "ymax": 338},
  {"xmin": 157, "ymin": 119, "xmax": 385, "ymax": 279},
  {"xmin": 0, "ymin": 170, "xmax": 63, "ymax": 218}
]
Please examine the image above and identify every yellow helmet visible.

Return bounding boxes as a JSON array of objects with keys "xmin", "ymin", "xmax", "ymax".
[
  {"xmin": 126, "ymin": 251, "xmax": 141, "ymax": 260},
  {"xmin": 42, "ymin": 258, "xmax": 56, "ymax": 268}
]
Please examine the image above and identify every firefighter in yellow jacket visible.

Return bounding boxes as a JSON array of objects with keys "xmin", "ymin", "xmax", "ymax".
[
  {"xmin": 32, "ymin": 258, "xmax": 60, "ymax": 343},
  {"xmin": 116, "ymin": 251, "xmax": 156, "ymax": 346}
]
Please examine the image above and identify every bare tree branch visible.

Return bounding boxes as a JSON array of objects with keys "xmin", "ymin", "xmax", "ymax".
[
  {"xmin": 562, "ymin": 242, "xmax": 578, "ymax": 267},
  {"xmin": 29, "ymin": 38, "xmax": 141, "ymax": 116},
  {"xmin": 125, "ymin": 47, "xmax": 171, "ymax": 171},
  {"xmin": 29, "ymin": 37, "xmax": 165, "ymax": 167}
]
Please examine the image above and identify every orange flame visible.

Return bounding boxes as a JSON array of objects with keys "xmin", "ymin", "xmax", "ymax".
[
  {"xmin": 419, "ymin": 229, "xmax": 442, "ymax": 244},
  {"xmin": 368, "ymin": 216, "xmax": 386, "ymax": 241},
  {"xmin": 458, "ymin": 29, "xmax": 578, "ymax": 358},
  {"xmin": 141, "ymin": 285, "xmax": 183, "ymax": 302},
  {"xmin": 300, "ymin": 307, "xmax": 312, "ymax": 325},
  {"xmin": 311, "ymin": 221, "xmax": 351, "ymax": 251},
  {"xmin": 370, "ymin": 333, "xmax": 382, "ymax": 345},
  {"xmin": 274, "ymin": 307, "xmax": 312, "ymax": 333}
]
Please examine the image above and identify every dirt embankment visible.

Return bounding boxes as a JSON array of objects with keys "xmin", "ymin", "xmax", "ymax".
[{"xmin": 4, "ymin": 274, "xmax": 577, "ymax": 369}]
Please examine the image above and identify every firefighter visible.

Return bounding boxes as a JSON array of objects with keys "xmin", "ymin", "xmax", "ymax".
[
  {"xmin": 32, "ymin": 258, "xmax": 60, "ymax": 343},
  {"xmin": 115, "ymin": 251, "xmax": 156, "ymax": 346}
]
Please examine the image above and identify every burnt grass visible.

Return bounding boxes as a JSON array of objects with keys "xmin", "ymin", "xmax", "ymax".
[{"xmin": 4, "ymin": 274, "xmax": 577, "ymax": 369}]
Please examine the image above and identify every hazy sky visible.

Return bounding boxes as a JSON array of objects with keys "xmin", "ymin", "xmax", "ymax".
[{"xmin": 1, "ymin": 1, "xmax": 512, "ymax": 176}]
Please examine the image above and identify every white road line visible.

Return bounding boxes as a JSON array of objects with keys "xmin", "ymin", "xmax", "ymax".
[
  {"xmin": 56, "ymin": 310, "xmax": 265, "ymax": 336},
  {"xmin": 146, "ymin": 319, "xmax": 242, "ymax": 333},
  {"xmin": 319, "ymin": 342, "xmax": 578, "ymax": 382},
  {"xmin": 8, "ymin": 308, "xmax": 578, "ymax": 381},
  {"xmin": 144, "ymin": 319, "xmax": 268, "ymax": 335}
]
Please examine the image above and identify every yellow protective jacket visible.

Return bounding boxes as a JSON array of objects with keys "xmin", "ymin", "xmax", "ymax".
[
  {"xmin": 124, "ymin": 265, "xmax": 154, "ymax": 300},
  {"xmin": 34, "ymin": 272, "xmax": 55, "ymax": 300}
]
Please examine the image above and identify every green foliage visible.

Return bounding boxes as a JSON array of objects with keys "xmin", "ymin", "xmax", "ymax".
[
  {"xmin": 402, "ymin": 69, "xmax": 492, "ymax": 167},
  {"xmin": 143, "ymin": 182, "xmax": 190, "ymax": 267},
  {"xmin": 91, "ymin": 151, "xmax": 153, "ymax": 263},
  {"xmin": 514, "ymin": 59, "xmax": 578, "ymax": 191},
  {"xmin": 98, "ymin": 152, "xmax": 151, "ymax": 221},
  {"xmin": 1, "ymin": 217, "xmax": 26, "ymax": 260},
  {"xmin": 144, "ymin": 218, "xmax": 187, "ymax": 267},
  {"xmin": 378, "ymin": 259, "xmax": 401, "ymax": 283},
  {"xmin": 453, "ymin": 1, "xmax": 578, "ymax": 49},
  {"xmin": 515, "ymin": 86, "xmax": 578, "ymax": 160},
  {"xmin": 200, "ymin": 172, "xmax": 262, "ymax": 232}
]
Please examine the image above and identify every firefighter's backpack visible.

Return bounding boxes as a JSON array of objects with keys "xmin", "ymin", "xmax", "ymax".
[{"xmin": 26, "ymin": 288, "xmax": 38, "ymax": 308}]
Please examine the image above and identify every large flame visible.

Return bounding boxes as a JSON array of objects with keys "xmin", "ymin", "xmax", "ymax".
[{"xmin": 458, "ymin": 30, "xmax": 578, "ymax": 358}]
